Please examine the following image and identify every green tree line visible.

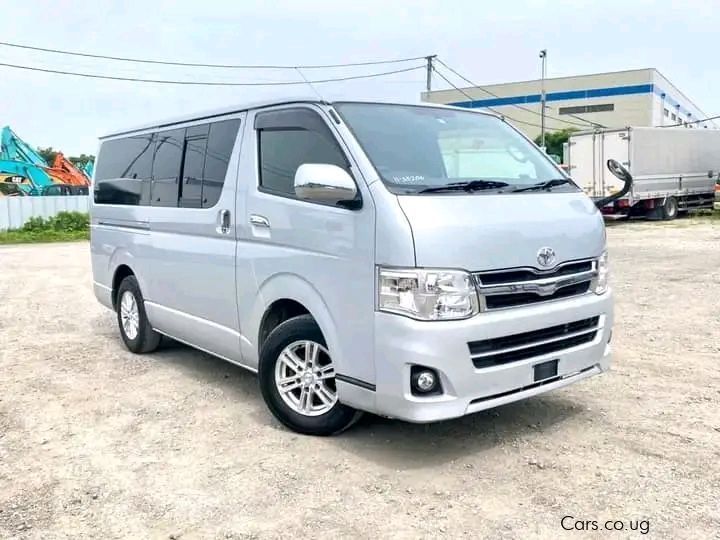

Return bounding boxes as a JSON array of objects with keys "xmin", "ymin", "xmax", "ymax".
[{"xmin": 533, "ymin": 128, "xmax": 577, "ymax": 162}]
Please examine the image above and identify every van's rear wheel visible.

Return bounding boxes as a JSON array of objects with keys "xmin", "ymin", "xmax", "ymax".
[
  {"xmin": 116, "ymin": 276, "xmax": 161, "ymax": 354},
  {"xmin": 258, "ymin": 315, "xmax": 360, "ymax": 435}
]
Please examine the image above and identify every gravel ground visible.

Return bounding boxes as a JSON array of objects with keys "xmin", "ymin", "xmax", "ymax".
[{"xmin": 1, "ymin": 222, "xmax": 719, "ymax": 539}]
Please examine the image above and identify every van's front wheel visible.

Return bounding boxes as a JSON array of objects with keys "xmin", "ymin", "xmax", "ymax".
[{"xmin": 258, "ymin": 315, "xmax": 360, "ymax": 435}]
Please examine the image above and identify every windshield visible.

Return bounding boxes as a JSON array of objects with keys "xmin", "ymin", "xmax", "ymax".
[{"xmin": 335, "ymin": 103, "xmax": 577, "ymax": 195}]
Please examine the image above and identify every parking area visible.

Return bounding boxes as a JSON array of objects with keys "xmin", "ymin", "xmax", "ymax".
[{"xmin": 1, "ymin": 221, "xmax": 719, "ymax": 539}]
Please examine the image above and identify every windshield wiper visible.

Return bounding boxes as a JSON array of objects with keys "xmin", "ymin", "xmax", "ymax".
[
  {"xmin": 417, "ymin": 180, "xmax": 509, "ymax": 194},
  {"xmin": 512, "ymin": 178, "xmax": 574, "ymax": 193}
]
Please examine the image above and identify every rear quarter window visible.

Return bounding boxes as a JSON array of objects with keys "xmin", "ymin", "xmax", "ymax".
[{"xmin": 94, "ymin": 134, "xmax": 155, "ymax": 205}]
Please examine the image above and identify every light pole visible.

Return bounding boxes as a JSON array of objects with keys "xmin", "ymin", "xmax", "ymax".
[{"xmin": 539, "ymin": 49, "xmax": 547, "ymax": 150}]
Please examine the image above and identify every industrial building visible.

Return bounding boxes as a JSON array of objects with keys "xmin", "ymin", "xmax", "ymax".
[{"xmin": 421, "ymin": 68, "xmax": 716, "ymax": 140}]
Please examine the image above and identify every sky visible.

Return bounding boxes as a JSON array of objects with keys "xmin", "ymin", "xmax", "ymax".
[{"xmin": 2, "ymin": 0, "xmax": 719, "ymax": 156}]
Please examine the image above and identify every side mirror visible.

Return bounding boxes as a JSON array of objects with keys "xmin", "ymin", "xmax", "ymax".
[
  {"xmin": 294, "ymin": 164, "xmax": 359, "ymax": 208},
  {"xmin": 594, "ymin": 159, "xmax": 633, "ymax": 209}
]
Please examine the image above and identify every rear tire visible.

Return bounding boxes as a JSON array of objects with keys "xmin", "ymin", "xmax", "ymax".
[
  {"xmin": 116, "ymin": 276, "xmax": 161, "ymax": 354},
  {"xmin": 662, "ymin": 196, "xmax": 678, "ymax": 220},
  {"xmin": 258, "ymin": 315, "xmax": 361, "ymax": 435}
]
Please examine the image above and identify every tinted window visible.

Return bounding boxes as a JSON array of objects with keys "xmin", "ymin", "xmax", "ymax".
[
  {"xmin": 151, "ymin": 128, "xmax": 184, "ymax": 207},
  {"xmin": 94, "ymin": 119, "xmax": 239, "ymax": 207},
  {"xmin": 94, "ymin": 134, "xmax": 155, "ymax": 205},
  {"xmin": 179, "ymin": 124, "xmax": 209, "ymax": 208},
  {"xmin": 203, "ymin": 119, "xmax": 240, "ymax": 208},
  {"xmin": 259, "ymin": 129, "xmax": 348, "ymax": 196}
]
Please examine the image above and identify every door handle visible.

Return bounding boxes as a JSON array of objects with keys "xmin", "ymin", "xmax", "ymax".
[
  {"xmin": 217, "ymin": 209, "xmax": 231, "ymax": 234},
  {"xmin": 249, "ymin": 214, "xmax": 270, "ymax": 228}
]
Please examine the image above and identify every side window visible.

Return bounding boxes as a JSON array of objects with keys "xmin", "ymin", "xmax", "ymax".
[
  {"xmin": 179, "ymin": 124, "xmax": 209, "ymax": 208},
  {"xmin": 94, "ymin": 134, "xmax": 155, "ymax": 205},
  {"xmin": 256, "ymin": 109, "xmax": 349, "ymax": 197},
  {"xmin": 94, "ymin": 119, "xmax": 239, "ymax": 208},
  {"xmin": 151, "ymin": 128, "xmax": 184, "ymax": 207},
  {"xmin": 203, "ymin": 119, "xmax": 240, "ymax": 208}
]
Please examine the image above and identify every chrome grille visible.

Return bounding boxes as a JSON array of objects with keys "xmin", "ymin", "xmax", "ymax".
[
  {"xmin": 468, "ymin": 316, "xmax": 600, "ymax": 369},
  {"xmin": 473, "ymin": 259, "xmax": 597, "ymax": 310}
]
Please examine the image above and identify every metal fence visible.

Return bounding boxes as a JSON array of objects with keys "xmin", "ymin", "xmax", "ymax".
[{"xmin": 0, "ymin": 196, "xmax": 90, "ymax": 230}]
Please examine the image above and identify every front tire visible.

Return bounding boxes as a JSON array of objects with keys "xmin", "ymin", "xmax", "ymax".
[
  {"xmin": 258, "ymin": 315, "xmax": 360, "ymax": 435},
  {"xmin": 116, "ymin": 276, "xmax": 161, "ymax": 354}
]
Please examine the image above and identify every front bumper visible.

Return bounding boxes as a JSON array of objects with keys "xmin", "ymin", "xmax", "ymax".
[{"xmin": 370, "ymin": 291, "xmax": 613, "ymax": 422}]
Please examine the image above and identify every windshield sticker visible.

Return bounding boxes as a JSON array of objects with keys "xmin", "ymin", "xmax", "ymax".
[{"xmin": 392, "ymin": 175, "xmax": 425, "ymax": 184}]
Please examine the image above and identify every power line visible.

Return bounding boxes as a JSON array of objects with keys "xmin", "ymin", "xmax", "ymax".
[
  {"xmin": 430, "ymin": 67, "xmax": 506, "ymax": 117},
  {"xmin": 0, "ymin": 40, "xmax": 428, "ymax": 70},
  {"xmin": 436, "ymin": 58, "xmax": 595, "ymax": 129},
  {"xmin": 564, "ymin": 111, "xmax": 606, "ymax": 128},
  {"xmin": 431, "ymin": 66, "xmax": 562, "ymax": 132},
  {"xmin": 0, "ymin": 61, "xmax": 426, "ymax": 86},
  {"xmin": 435, "ymin": 58, "xmax": 598, "ymax": 129}
]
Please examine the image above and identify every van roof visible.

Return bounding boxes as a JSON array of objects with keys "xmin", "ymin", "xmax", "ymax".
[{"xmin": 100, "ymin": 97, "xmax": 496, "ymax": 139}]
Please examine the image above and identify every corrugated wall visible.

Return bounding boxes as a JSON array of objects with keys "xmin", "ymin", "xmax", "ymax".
[{"xmin": 0, "ymin": 196, "xmax": 89, "ymax": 230}]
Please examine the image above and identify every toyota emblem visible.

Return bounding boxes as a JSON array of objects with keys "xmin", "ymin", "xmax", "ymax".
[{"xmin": 537, "ymin": 247, "xmax": 556, "ymax": 268}]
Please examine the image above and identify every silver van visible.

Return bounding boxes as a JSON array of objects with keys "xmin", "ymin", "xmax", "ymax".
[{"xmin": 90, "ymin": 99, "xmax": 613, "ymax": 435}]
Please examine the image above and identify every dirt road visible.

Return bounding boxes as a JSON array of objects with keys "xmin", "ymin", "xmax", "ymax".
[{"xmin": 1, "ymin": 222, "xmax": 719, "ymax": 539}]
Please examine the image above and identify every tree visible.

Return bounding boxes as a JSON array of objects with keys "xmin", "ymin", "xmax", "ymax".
[
  {"xmin": 534, "ymin": 128, "xmax": 577, "ymax": 162},
  {"xmin": 69, "ymin": 154, "xmax": 95, "ymax": 167},
  {"xmin": 36, "ymin": 146, "xmax": 58, "ymax": 165}
]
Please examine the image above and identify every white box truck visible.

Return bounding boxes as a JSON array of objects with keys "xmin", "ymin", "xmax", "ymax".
[{"xmin": 565, "ymin": 127, "xmax": 719, "ymax": 219}]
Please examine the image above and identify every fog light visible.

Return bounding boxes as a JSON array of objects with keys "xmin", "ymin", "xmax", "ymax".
[
  {"xmin": 417, "ymin": 371, "xmax": 436, "ymax": 391},
  {"xmin": 411, "ymin": 366, "xmax": 441, "ymax": 395}
]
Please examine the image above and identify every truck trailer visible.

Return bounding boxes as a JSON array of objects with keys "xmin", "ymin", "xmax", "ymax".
[{"xmin": 565, "ymin": 127, "xmax": 719, "ymax": 219}]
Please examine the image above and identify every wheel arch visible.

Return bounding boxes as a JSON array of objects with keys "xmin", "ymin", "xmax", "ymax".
[
  {"xmin": 107, "ymin": 246, "xmax": 151, "ymax": 310},
  {"xmin": 111, "ymin": 264, "xmax": 135, "ymax": 309},
  {"xmin": 243, "ymin": 273, "xmax": 340, "ymax": 371}
]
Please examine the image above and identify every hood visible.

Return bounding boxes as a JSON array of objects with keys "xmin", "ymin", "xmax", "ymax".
[{"xmin": 397, "ymin": 192, "xmax": 605, "ymax": 271}]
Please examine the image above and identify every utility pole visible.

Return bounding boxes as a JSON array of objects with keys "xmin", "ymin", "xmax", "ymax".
[
  {"xmin": 425, "ymin": 55, "xmax": 436, "ymax": 92},
  {"xmin": 539, "ymin": 49, "xmax": 547, "ymax": 150}
]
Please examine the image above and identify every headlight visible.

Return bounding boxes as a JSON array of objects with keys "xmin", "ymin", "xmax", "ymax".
[
  {"xmin": 594, "ymin": 251, "xmax": 609, "ymax": 294},
  {"xmin": 378, "ymin": 267, "xmax": 479, "ymax": 320}
]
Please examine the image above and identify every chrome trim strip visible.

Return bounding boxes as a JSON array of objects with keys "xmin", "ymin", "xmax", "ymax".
[
  {"xmin": 473, "ymin": 258, "xmax": 598, "ymax": 310},
  {"xmin": 474, "ymin": 258, "xmax": 595, "ymax": 278},
  {"xmin": 93, "ymin": 281, "xmax": 112, "ymax": 292},
  {"xmin": 470, "ymin": 326, "xmax": 600, "ymax": 359},
  {"xmin": 476, "ymin": 269, "xmax": 596, "ymax": 297}
]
